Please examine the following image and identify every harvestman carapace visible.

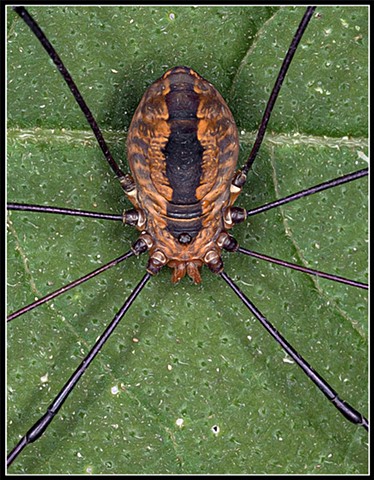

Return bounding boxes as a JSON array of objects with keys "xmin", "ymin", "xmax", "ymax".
[{"xmin": 7, "ymin": 5, "xmax": 368, "ymax": 468}]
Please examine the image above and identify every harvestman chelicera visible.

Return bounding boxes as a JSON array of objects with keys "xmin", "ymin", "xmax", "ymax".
[{"xmin": 7, "ymin": 5, "xmax": 368, "ymax": 469}]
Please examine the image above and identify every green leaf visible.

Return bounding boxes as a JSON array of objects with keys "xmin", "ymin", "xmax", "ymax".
[{"xmin": 7, "ymin": 6, "xmax": 368, "ymax": 475}]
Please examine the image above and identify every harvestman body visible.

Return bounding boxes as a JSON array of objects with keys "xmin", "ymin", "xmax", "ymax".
[
  {"xmin": 7, "ymin": 6, "xmax": 368, "ymax": 468},
  {"xmin": 124, "ymin": 65, "xmax": 245, "ymax": 284}
]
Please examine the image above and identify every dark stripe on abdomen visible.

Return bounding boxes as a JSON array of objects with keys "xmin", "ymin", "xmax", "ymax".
[
  {"xmin": 166, "ymin": 202, "xmax": 203, "ymax": 241},
  {"xmin": 166, "ymin": 217, "xmax": 202, "ymax": 241},
  {"xmin": 167, "ymin": 202, "xmax": 202, "ymax": 219},
  {"xmin": 163, "ymin": 80, "xmax": 203, "ymax": 205}
]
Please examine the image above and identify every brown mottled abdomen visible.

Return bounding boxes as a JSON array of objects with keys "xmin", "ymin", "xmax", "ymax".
[{"xmin": 126, "ymin": 66, "xmax": 240, "ymax": 283}]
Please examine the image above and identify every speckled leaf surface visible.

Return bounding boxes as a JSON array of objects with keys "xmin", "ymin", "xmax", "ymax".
[{"xmin": 7, "ymin": 6, "xmax": 368, "ymax": 475}]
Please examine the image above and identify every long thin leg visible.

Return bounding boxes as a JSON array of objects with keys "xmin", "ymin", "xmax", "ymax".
[
  {"xmin": 8, "ymin": 168, "xmax": 367, "ymax": 225},
  {"xmin": 237, "ymin": 247, "xmax": 368, "ymax": 290},
  {"xmin": 12, "ymin": 6, "xmax": 126, "ymax": 182},
  {"xmin": 246, "ymin": 168, "xmax": 368, "ymax": 217},
  {"xmin": 7, "ymin": 203, "xmax": 123, "ymax": 221},
  {"xmin": 220, "ymin": 271, "xmax": 368, "ymax": 431},
  {"xmin": 241, "ymin": 6, "xmax": 316, "ymax": 175},
  {"xmin": 7, "ymin": 251, "xmax": 135, "ymax": 321},
  {"xmin": 7, "ymin": 272, "xmax": 151, "ymax": 467}
]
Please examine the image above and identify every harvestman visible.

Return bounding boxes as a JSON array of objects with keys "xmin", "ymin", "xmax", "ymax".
[{"xmin": 7, "ymin": 5, "xmax": 369, "ymax": 468}]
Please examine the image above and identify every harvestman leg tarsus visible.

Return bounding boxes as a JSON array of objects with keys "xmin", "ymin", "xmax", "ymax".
[
  {"xmin": 7, "ymin": 273, "xmax": 151, "ymax": 466},
  {"xmin": 7, "ymin": 5, "xmax": 368, "ymax": 468}
]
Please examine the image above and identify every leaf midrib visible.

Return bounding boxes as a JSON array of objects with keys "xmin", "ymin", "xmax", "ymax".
[{"xmin": 7, "ymin": 127, "xmax": 368, "ymax": 151}]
